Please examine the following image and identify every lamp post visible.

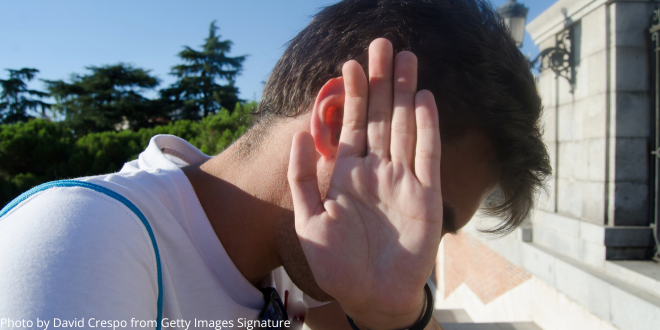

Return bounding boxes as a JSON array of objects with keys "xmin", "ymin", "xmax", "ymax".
[
  {"xmin": 498, "ymin": 0, "xmax": 574, "ymax": 90},
  {"xmin": 497, "ymin": 0, "xmax": 529, "ymax": 48}
]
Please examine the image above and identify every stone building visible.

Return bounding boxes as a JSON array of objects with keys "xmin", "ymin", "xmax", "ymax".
[{"xmin": 432, "ymin": 1, "xmax": 660, "ymax": 329}]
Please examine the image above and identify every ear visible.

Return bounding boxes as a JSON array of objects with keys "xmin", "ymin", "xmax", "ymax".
[{"xmin": 310, "ymin": 77, "xmax": 345, "ymax": 159}]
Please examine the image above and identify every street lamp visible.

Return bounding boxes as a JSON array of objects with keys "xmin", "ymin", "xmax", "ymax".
[
  {"xmin": 497, "ymin": 0, "xmax": 574, "ymax": 91},
  {"xmin": 497, "ymin": 0, "xmax": 529, "ymax": 47}
]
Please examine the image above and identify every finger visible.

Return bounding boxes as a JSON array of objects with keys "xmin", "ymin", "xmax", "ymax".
[
  {"xmin": 288, "ymin": 131, "xmax": 324, "ymax": 229},
  {"xmin": 367, "ymin": 38, "xmax": 394, "ymax": 158},
  {"xmin": 414, "ymin": 90, "xmax": 441, "ymax": 189},
  {"xmin": 337, "ymin": 60, "xmax": 368, "ymax": 159},
  {"xmin": 390, "ymin": 51, "xmax": 418, "ymax": 167}
]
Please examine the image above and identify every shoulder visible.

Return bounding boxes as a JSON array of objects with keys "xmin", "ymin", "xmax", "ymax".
[
  {"xmin": 0, "ymin": 182, "xmax": 156, "ymax": 253},
  {"xmin": 0, "ymin": 183, "xmax": 158, "ymax": 319}
]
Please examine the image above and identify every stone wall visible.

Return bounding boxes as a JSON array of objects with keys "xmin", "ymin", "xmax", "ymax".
[{"xmin": 529, "ymin": 0, "xmax": 655, "ymax": 260}]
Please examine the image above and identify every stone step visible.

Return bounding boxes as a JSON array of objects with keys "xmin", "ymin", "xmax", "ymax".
[
  {"xmin": 605, "ymin": 260, "xmax": 660, "ymax": 299},
  {"xmin": 433, "ymin": 309, "xmax": 542, "ymax": 330},
  {"xmin": 439, "ymin": 322, "xmax": 542, "ymax": 330},
  {"xmin": 433, "ymin": 309, "xmax": 474, "ymax": 323}
]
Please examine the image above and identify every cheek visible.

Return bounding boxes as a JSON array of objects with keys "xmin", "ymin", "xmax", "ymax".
[
  {"xmin": 440, "ymin": 155, "xmax": 497, "ymax": 229},
  {"xmin": 441, "ymin": 178, "xmax": 483, "ymax": 228}
]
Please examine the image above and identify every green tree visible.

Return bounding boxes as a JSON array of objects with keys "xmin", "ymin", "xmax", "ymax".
[
  {"xmin": 161, "ymin": 21, "xmax": 246, "ymax": 120},
  {"xmin": 0, "ymin": 119, "xmax": 74, "ymax": 201},
  {"xmin": 191, "ymin": 101, "xmax": 253, "ymax": 154},
  {"xmin": 45, "ymin": 64, "xmax": 166, "ymax": 135},
  {"xmin": 0, "ymin": 101, "xmax": 255, "ymax": 206},
  {"xmin": 0, "ymin": 68, "xmax": 51, "ymax": 124}
]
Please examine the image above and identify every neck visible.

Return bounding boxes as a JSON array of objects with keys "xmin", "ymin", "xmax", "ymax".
[{"xmin": 182, "ymin": 117, "xmax": 307, "ymax": 287}]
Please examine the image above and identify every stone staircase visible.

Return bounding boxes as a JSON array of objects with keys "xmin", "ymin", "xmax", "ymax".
[{"xmin": 434, "ymin": 309, "xmax": 542, "ymax": 330}]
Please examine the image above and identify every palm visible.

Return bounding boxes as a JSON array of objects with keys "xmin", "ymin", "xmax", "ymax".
[{"xmin": 288, "ymin": 39, "xmax": 443, "ymax": 329}]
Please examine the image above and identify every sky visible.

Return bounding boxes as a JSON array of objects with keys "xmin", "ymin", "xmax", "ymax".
[{"xmin": 0, "ymin": 0, "xmax": 558, "ymax": 108}]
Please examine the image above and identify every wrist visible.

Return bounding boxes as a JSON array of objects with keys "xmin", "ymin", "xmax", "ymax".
[
  {"xmin": 346, "ymin": 283, "xmax": 434, "ymax": 330},
  {"xmin": 348, "ymin": 301, "xmax": 424, "ymax": 330}
]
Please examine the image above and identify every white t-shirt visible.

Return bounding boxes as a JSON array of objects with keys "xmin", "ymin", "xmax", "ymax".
[{"xmin": 0, "ymin": 135, "xmax": 326, "ymax": 330}]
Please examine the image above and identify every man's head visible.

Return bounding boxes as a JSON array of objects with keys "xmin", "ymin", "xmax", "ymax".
[
  {"xmin": 251, "ymin": 0, "xmax": 551, "ymax": 236},
  {"xmin": 225, "ymin": 0, "xmax": 551, "ymax": 302}
]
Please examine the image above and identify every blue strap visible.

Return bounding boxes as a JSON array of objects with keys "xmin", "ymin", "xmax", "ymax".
[{"xmin": 0, "ymin": 180, "xmax": 163, "ymax": 330}]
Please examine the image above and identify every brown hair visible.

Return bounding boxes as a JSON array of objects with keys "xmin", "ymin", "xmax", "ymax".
[{"xmin": 253, "ymin": 0, "xmax": 551, "ymax": 235}]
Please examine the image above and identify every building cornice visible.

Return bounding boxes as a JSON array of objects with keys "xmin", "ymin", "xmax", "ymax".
[
  {"xmin": 527, "ymin": 0, "xmax": 607, "ymax": 45},
  {"xmin": 527, "ymin": 0, "xmax": 654, "ymax": 46}
]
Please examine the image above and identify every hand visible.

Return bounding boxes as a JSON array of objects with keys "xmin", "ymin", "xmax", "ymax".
[{"xmin": 288, "ymin": 38, "xmax": 442, "ymax": 330}]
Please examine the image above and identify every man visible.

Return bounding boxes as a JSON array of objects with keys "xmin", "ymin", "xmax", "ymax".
[{"xmin": 0, "ymin": 0, "xmax": 550, "ymax": 329}]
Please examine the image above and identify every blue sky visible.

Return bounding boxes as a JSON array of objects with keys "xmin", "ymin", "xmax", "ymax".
[{"xmin": 0, "ymin": 0, "xmax": 557, "ymax": 106}]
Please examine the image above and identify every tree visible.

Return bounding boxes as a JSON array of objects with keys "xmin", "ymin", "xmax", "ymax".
[
  {"xmin": 0, "ymin": 68, "xmax": 51, "ymax": 124},
  {"xmin": 45, "ymin": 64, "xmax": 166, "ymax": 135},
  {"xmin": 161, "ymin": 21, "xmax": 246, "ymax": 120},
  {"xmin": 0, "ymin": 119, "xmax": 74, "ymax": 204},
  {"xmin": 0, "ymin": 101, "xmax": 255, "ymax": 206}
]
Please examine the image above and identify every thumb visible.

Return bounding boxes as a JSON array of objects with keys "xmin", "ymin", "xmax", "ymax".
[{"xmin": 288, "ymin": 131, "xmax": 323, "ymax": 231}]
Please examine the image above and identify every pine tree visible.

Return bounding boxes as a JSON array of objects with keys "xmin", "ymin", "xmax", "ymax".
[
  {"xmin": 0, "ymin": 68, "xmax": 51, "ymax": 124},
  {"xmin": 161, "ymin": 21, "xmax": 246, "ymax": 120},
  {"xmin": 45, "ymin": 64, "xmax": 165, "ymax": 134}
]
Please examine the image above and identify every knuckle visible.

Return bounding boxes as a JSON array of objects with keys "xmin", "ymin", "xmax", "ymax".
[
  {"xmin": 343, "ymin": 119, "xmax": 367, "ymax": 130},
  {"xmin": 369, "ymin": 77, "xmax": 391, "ymax": 86},
  {"xmin": 391, "ymin": 122, "xmax": 415, "ymax": 134},
  {"xmin": 415, "ymin": 150, "xmax": 441, "ymax": 162},
  {"xmin": 390, "ymin": 155, "xmax": 410, "ymax": 167},
  {"xmin": 368, "ymin": 110, "xmax": 391, "ymax": 123},
  {"xmin": 368, "ymin": 146, "xmax": 388, "ymax": 157},
  {"xmin": 417, "ymin": 122, "xmax": 439, "ymax": 130}
]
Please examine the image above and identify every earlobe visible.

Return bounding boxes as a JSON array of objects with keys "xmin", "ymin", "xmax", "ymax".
[{"xmin": 310, "ymin": 77, "xmax": 345, "ymax": 159}]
